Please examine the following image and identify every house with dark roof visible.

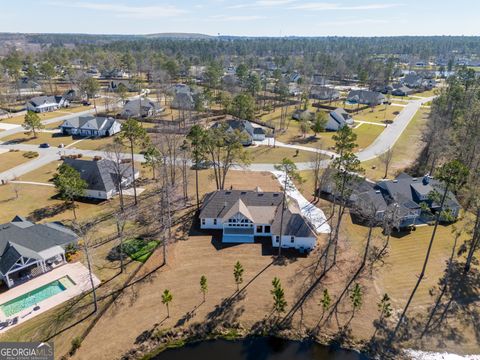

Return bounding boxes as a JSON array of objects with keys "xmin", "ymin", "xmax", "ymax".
[
  {"xmin": 347, "ymin": 90, "xmax": 385, "ymax": 106},
  {"xmin": 63, "ymin": 158, "xmax": 139, "ymax": 200},
  {"xmin": 171, "ymin": 92, "xmax": 195, "ymax": 110},
  {"xmin": 60, "ymin": 116, "xmax": 121, "ymax": 137},
  {"xmin": 320, "ymin": 172, "xmax": 461, "ymax": 229},
  {"xmin": 326, "ymin": 108, "xmax": 354, "ymax": 131},
  {"xmin": 0, "ymin": 216, "xmax": 78, "ymax": 288},
  {"xmin": 26, "ymin": 95, "xmax": 69, "ymax": 113},
  {"xmin": 121, "ymin": 98, "xmax": 164, "ymax": 118},
  {"xmin": 199, "ymin": 189, "xmax": 317, "ymax": 251},
  {"xmin": 392, "ymin": 85, "xmax": 414, "ymax": 97},
  {"xmin": 17, "ymin": 78, "xmax": 42, "ymax": 95},
  {"xmin": 401, "ymin": 73, "xmax": 437, "ymax": 90},
  {"xmin": 211, "ymin": 119, "xmax": 257, "ymax": 145},
  {"xmin": 310, "ymin": 86, "xmax": 340, "ymax": 101},
  {"xmin": 108, "ymin": 79, "xmax": 139, "ymax": 92}
]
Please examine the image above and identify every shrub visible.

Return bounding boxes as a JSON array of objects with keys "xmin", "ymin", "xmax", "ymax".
[
  {"xmin": 23, "ymin": 151, "xmax": 39, "ymax": 159},
  {"xmin": 69, "ymin": 337, "xmax": 82, "ymax": 355}
]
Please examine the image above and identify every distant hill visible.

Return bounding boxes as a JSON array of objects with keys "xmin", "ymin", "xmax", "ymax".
[{"xmin": 144, "ymin": 33, "xmax": 214, "ymax": 39}]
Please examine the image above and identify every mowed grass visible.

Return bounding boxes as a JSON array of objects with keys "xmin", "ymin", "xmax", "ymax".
[
  {"xmin": 0, "ymin": 151, "xmax": 31, "ymax": 173},
  {"xmin": 362, "ymin": 108, "xmax": 429, "ymax": 180},
  {"xmin": 353, "ymin": 105, "xmax": 403, "ymax": 123},
  {"xmin": 260, "ymin": 105, "xmax": 385, "ymax": 152},
  {"xmin": 343, "ymin": 212, "xmax": 470, "ymax": 308},
  {"xmin": 73, "ymin": 135, "xmax": 118, "ymax": 151},
  {"xmin": 0, "ymin": 108, "xmax": 90, "ymax": 126},
  {"xmin": 413, "ymin": 89, "xmax": 439, "ymax": 98},
  {"xmin": 1, "ymin": 131, "xmax": 76, "ymax": 147},
  {"xmin": 122, "ymin": 238, "xmax": 160, "ymax": 263},
  {"xmin": 245, "ymin": 145, "xmax": 321, "ymax": 163},
  {"xmin": 17, "ymin": 160, "xmax": 61, "ymax": 183},
  {"xmin": 0, "ymin": 183, "xmax": 110, "ymax": 224}
]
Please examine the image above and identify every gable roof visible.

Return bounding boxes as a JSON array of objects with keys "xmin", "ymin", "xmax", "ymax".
[
  {"xmin": 61, "ymin": 116, "xmax": 118, "ymax": 131},
  {"xmin": 200, "ymin": 190, "xmax": 316, "ymax": 238},
  {"xmin": 63, "ymin": 158, "xmax": 134, "ymax": 193},
  {"xmin": 0, "ymin": 217, "xmax": 78, "ymax": 274},
  {"xmin": 347, "ymin": 90, "xmax": 385, "ymax": 105},
  {"xmin": 222, "ymin": 199, "xmax": 254, "ymax": 222},
  {"xmin": 327, "ymin": 108, "xmax": 353, "ymax": 130},
  {"xmin": 200, "ymin": 190, "xmax": 283, "ymax": 220},
  {"xmin": 123, "ymin": 98, "xmax": 163, "ymax": 114},
  {"xmin": 310, "ymin": 86, "xmax": 340, "ymax": 100},
  {"xmin": 28, "ymin": 96, "xmax": 58, "ymax": 107}
]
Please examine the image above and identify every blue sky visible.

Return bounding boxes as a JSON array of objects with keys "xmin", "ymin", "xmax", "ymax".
[{"xmin": 1, "ymin": 0, "xmax": 478, "ymax": 36}]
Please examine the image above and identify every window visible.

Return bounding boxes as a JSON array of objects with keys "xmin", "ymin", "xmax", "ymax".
[
  {"xmin": 201, "ymin": 219, "xmax": 206, "ymax": 226},
  {"xmin": 290, "ymin": 236, "xmax": 295, "ymax": 243},
  {"xmin": 256, "ymin": 225, "xmax": 262, "ymax": 233},
  {"xmin": 264, "ymin": 226, "xmax": 271, "ymax": 233},
  {"xmin": 213, "ymin": 219, "xmax": 217, "ymax": 225},
  {"xmin": 275, "ymin": 236, "xmax": 280, "ymax": 243}
]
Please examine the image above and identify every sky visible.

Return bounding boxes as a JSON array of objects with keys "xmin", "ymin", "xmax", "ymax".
[{"xmin": 0, "ymin": 0, "xmax": 479, "ymax": 37}]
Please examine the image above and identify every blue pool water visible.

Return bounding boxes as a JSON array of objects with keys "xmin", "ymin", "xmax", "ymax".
[{"xmin": 0, "ymin": 276, "xmax": 75, "ymax": 317}]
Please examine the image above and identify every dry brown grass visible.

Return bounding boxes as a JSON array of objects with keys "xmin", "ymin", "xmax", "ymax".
[
  {"xmin": 1, "ymin": 132, "xmax": 76, "ymax": 147},
  {"xmin": 0, "ymin": 151, "xmax": 30, "ymax": 173},
  {"xmin": 362, "ymin": 108, "xmax": 429, "ymax": 180}
]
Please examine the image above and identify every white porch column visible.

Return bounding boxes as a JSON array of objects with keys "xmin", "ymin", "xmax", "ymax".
[{"xmin": 5, "ymin": 274, "xmax": 12, "ymax": 288}]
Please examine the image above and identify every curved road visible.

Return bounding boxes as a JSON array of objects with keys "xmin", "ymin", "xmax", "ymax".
[{"xmin": 0, "ymin": 96, "xmax": 433, "ymax": 182}]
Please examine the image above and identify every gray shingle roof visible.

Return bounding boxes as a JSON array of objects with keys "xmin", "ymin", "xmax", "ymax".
[
  {"xmin": 0, "ymin": 217, "xmax": 78, "ymax": 274},
  {"xmin": 63, "ymin": 158, "xmax": 134, "ymax": 193},
  {"xmin": 200, "ymin": 190, "xmax": 315, "ymax": 238},
  {"xmin": 61, "ymin": 116, "xmax": 118, "ymax": 131},
  {"xmin": 347, "ymin": 90, "xmax": 385, "ymax": 105},
  {"xmin": 28, "ymin": 96, "xmax": 58, "ymax": 107}
]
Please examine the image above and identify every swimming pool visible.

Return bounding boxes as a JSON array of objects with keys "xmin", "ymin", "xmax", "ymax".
[{"xmin": 0, "ymin": 276, "xmax": 75, "ymax": 317}]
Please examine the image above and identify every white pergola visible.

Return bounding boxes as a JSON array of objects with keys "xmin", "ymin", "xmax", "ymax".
[{"xmin": 1, "ymin": 246, "xmax": 66, "ymax": 288}]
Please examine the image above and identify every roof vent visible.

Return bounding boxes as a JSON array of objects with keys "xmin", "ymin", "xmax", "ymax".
[
  {"xmin": 258, "ymin": 193, "xmax": 264, "ymax": 197},
  {"xmin": 375, "ymin": 190, "xmax": 381, "ymax": 194},
  {"xmin": 393, "ymin": 180, "xmax": 398, "ymax": 183},
  {"xmin": 240, "ymin": 191, "xmax": 246, "ymax": 195},
  {"xmin": 273, "ymin": 193, "xmax": 279, "ymax": 197},
  {"xmin": 412, "ymin": 178, "xmax": 417, "ymax": 181},
  {"xmin": 225, "ymin": 191, "xmax": 231, "ymax": 195}
]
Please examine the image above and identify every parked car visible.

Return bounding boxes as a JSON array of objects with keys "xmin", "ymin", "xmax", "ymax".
[
  {"xmin": 82, "ymin": 100, "xmax": 91, "ymax": 106},
  {"xmin": 39, "ymin": 143, "xmax": 50, "ymax": 148},
  {"xmin": 191, "ymin": 160, "xmax": 213, "ymax": 170}
]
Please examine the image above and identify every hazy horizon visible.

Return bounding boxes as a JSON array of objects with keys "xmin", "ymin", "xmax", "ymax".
[{"xmin": 1, "ymin": 0, "xmax": 479, "ymax": 37}]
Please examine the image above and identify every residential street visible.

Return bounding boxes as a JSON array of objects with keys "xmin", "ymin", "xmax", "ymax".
[
  {"xmin": 356, "ymin": 97, "xmax": 434, "ymax": 162},
  {"xmin": 0, "ymin": 96, "xmax": 433, "ymax": 182}
]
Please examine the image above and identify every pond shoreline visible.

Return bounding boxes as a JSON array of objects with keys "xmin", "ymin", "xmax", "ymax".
[{"xmin": 120, "ymin": 322, "xmax": 406, "ymax": 360}]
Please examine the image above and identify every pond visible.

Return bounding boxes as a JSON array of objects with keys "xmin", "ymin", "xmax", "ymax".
[{"xmin": 152, "ymin": 337, "xmax": 370, "ymax": 360}]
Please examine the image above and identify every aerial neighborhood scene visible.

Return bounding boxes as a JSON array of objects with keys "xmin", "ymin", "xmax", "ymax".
[{"xmin": 0, "ymin": 1, "xmax": 479, "ymax": 359}]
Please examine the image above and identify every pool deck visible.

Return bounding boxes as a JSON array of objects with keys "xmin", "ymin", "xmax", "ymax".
[{"xmin": 0, "ymin": 262, "xmax": 100, "ymax": 333}]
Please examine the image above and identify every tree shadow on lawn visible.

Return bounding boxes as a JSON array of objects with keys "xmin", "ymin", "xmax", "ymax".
[{"xmin": 28, "ymin": 202, "xmax": 70, "ymax": 221}]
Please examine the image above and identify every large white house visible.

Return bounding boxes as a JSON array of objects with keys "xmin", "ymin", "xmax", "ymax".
[
  {"xmin": 60, "ymin": 116, "xmax": 121, "ymax": 137},
  {"xmin": 199, "ymin": 189, "xmax": 318, "ymax": 252},
  {"xmin": 26, "ymin": 95, "xmax": 69, "ymax": 113}
]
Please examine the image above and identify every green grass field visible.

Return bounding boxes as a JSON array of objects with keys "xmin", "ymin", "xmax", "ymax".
[{"xmin": 122, "ymin": 238, "xmax": 159, "ymax": 263}]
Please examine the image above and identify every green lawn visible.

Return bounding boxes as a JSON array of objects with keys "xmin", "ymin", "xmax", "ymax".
[{"xmin": 122, "ymin": 238, "xmax": 159, "ymax": 263}]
